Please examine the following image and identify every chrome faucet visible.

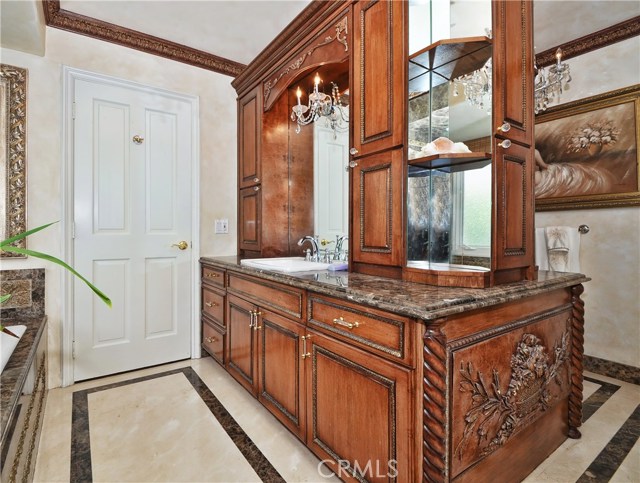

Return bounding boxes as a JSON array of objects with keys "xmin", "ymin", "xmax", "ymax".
[
  {"xmin": 334, "ymin": 235, "xmax": 349, "ymax": 261},
  {"xmin": 298, "ymin": 236, "xmax": 319, "ymax": 262}
]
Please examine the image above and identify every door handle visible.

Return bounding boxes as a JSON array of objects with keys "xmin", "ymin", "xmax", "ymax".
[
  {"xmin": 132, "ymin": 135, "xmax": 144, "ymax": 144},
  {"xmin": 172, "ymin": 241, "xmax": 188, "ymax": 250}
]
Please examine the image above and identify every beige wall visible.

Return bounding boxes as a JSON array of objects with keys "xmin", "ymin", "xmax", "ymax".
[
  {"xmin": 1, "ymin": 27, "xmax": 238, "ymax": 387},
  {"xmin": 535, "ymin": 38, "xmax": 640, "ymax": 368}
]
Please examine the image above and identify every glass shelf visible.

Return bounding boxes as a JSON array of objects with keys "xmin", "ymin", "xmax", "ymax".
[{"xmin": 408, "ymin": 152, "xmax": 491, "ymax": 172}]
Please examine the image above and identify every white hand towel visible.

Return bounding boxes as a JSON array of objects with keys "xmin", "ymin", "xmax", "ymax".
[
  {"xmin": 544, "ymin": 226, "xmax": 581, "ymax": 272},
  {"xmin": 535, "ymin": 228, "xmax": 549, "ymax": 271}
]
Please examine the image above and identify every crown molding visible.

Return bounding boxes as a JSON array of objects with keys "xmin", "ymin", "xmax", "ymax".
[
  {"xmin": 42, "ymin": 0, "xmax": 245, "ymax": 77},
  {"xmin": 535, "ymin": 16, "xmax": 640, "ymax": 67}
]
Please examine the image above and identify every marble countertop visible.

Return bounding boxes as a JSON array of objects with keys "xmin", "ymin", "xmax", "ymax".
[
  {"xmin": 1, "ymin": 316, "xmax": 47, "ymax": 447},
  {"xmin": 201, "ymin": 256, "xmax": 590, "ymax": 321}
]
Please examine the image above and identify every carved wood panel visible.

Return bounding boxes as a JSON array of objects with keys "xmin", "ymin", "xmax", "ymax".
[
  {"xmin": 238, "ymin": 87, "xmax": 261, "ymax": 189},
  {"xmin": 238, "ymin": 186, "xmax": 261, "ymax": 252},
  {"xmin": 450, "ymin": 309, "xmax": 572, "ymax": 478}
]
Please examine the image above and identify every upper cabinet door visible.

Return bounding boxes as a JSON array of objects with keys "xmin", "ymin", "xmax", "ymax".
[
  {"xmin": 238, "ymin": 86, "xmax": 262, "ymax": 189},
  {"xmin": 492, "ymin": 0, "xmax": 534, "ymax": 147},
  {"xmin": 352, "ymin": 0, "xmax": 406, "ymax": 158}
]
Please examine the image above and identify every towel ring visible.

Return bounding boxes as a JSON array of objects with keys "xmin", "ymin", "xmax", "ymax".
[{"xmin": 578, "ymin": 224, "xmax": 590, "ymax": 234}]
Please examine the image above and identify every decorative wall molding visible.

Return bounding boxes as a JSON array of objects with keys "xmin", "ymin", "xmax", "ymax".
[
  {"xmin": 41, "ymin": 0, "xmax": 245, "ymax": 77},
  {"xmin": 536, "ymin": 16, "xmax": 640, "ymax": 67}
]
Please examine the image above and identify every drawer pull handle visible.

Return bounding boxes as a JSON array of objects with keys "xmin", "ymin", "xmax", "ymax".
[
  {"xmin": 301, "ymin": 335, "xmax": 312, "ymax": 359},
  {"xmin": 205, "ymin": 301, "xmax": 218, "ymax": 308},
  {"xmin": 205, "ymin": 336, "xmax": 217, "ymax": 343},
  {"xmin": 252, "ymin": 310, "xmax": 262, "ymax": 330},
  {"xmin": 206, "ymin": 273, "xmax": 219, "ymax": 278},
  {"xmin": 332, "ymin": 317, "xmax": 360, "ymax": 329}
]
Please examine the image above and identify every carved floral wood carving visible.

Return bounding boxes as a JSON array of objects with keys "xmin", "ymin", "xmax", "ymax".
[
  {"xmin": 455, "ymin": 331, "xmax": 570, "ymax": 459},
  {"xmin": 263, "ymin": 16, "xmax": 348, "ymax": 109}
]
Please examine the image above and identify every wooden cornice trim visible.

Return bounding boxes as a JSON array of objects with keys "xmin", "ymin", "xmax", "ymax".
[
  {"xmin": 231, "ymin": 0, "xmax": 348, "ymax": 95},
  {"xmin": 535, "ymin": 16, "xmax": 640, "ymax": 67},
  {"xmin": 41, "ymin": 0, "xmax": 245, "ymax": 77}
]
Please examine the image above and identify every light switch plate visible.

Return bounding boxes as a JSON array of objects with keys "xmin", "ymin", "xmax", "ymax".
[{"xmin": 214, "ymin": 218, "xmax": 229, "ymax": 234}]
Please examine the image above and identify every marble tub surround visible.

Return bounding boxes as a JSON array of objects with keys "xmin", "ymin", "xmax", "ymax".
[
  {"xmin": 0, "ymin": 316, "xmax": 47, "ymax": 446},
  {"xmin": 584, "ymin": 355, "xmax": 640, "ymax": 386},
  {"xmin": 201, "ymin": 256, "xmax": 590, "ymax": 321},
  {"xmin": 0, "ymin": 268, "xmax": 45, "ymax": 319}
]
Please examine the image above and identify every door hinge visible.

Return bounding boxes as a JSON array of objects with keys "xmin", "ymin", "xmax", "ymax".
[
  {"xmin": 72, "ymin": 340, "xmax": 76, "ymax": 359},
  {"xmin": 72, "ymin": 102, "xmax": 76, "ymax": 120}
]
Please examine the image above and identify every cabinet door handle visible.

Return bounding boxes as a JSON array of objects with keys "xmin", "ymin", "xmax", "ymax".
[
  {"xmin": 332, "ymin": 317, "xmax": 360, "ymax": 329},
  {"xmin": 254, "ymin": 186, "xmax": 261, "ymax": 192},
  {"xmin": 497, "ymin": 122, "xmax": 511, "ymax": 133},
  {"xmin": 205, "ymin": 272, "xmax": 219, "ymax": 278},
  {"xmin": 253, "ymin": 177, "xmax": 260, "ymax": 183},
  {"xmin": 249, "ymin": 310, "xmax": 255, "ymax": 328},
  {"xmin": 498, "ymin": 139, "xmax": 512, "ymax": 149},
  {"xmin": 301, "ymin": 335, "xmax": 311, "ymax": 359},
  {"xmin": 205, "ymin": 301, "xmax": 218, "ymax": 308},
  {"xmin": 205, "ymin": 336, "xmax": 217, "ymax": 344},
  {"xmin": 253, "ymin": 311, "xmax": 262, "ymax": 330},
  {"xmin": 349, "ymin": 147, "xmax": 358, "ymax": 155}
]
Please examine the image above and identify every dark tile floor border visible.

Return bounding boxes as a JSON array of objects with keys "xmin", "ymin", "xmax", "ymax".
[
  {"xmin": 70, "ymin": 367, "xmax": 285, "ymax": 482},
  {"xmin": 577, "ymin": 404, "xmax": 640, "ymax": 482},
  {"xmin": 584, "ymin": 355, "xmax": 640, "ymax": 386},
  {"xmin": 582, "ymin": 376, "xmax": 621, "ymax": 423}
]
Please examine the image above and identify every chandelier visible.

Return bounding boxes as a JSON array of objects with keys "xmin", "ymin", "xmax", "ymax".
[
  {"xmin": 291, "ymin": 73, "xmax": 348, "ymax": 137},
  {"xmin": 452, "ymin": 58, "xmax": 492, "ymax": 114},
  {"xmin": 451, "ymin": 48, "xmax": 571, "ymax": 115},
  {"xmin": 534, "ymin": 48, "xmax": 571, "ymax": 114}
]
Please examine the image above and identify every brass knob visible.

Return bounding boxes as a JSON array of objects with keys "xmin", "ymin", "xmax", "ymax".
[
  {"xmin": 206, "ymin": 273, "xmax": 219, "ymax": 278},
  {"xmin": 205, "ymin": 336, "xmax": 216, "ymax": 343},
  {"xmin": 205, "ymin": 301, "xmax": 218, "ymax": 308},
  {"xmin": 133, "ymin": 135, "xmax": 144, "ymax": 144},
  {"xmin": 498, "ymin": 139, "xmax": 512, "ymax": 149},
  {"xmin": 172, "ymin": 241, "xmax": 188, "ymax": 250}
]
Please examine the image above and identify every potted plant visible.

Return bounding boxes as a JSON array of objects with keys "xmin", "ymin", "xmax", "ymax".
[{"xmin": 1, "ymin": 221, "xmax": 111, "ymax": 337}]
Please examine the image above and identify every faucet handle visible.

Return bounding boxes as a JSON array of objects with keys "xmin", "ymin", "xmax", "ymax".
[{"xmin": 303, "ymin": 248, "xmax": 312, "ymax": 261}]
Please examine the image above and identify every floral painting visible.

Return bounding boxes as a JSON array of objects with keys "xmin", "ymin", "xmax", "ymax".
[{"xmin": 534, "ymin": 86, "xmax": 640, "ymax": 211}]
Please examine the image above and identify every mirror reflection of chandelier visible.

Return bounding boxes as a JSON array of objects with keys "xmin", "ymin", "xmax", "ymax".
[
  {"xmin": 291, "ymin": 73, "xmax": 349, "ymax": 137},
  {"xmin": 452, "ymin": 58, "xmax": 492, "ymax": 114},
  {"xmin": 534, "ymin": 48, "xmax": 572, "ymax": 114}
]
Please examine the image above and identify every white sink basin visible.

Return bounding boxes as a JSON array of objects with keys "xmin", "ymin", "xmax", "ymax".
[
  {"xmin": 240, "ymin": 257, "xmax": 332, "ymax": 273},
  {"xmin": 1, "ymin": 325, "xmax": 26, "ymax": 373}
]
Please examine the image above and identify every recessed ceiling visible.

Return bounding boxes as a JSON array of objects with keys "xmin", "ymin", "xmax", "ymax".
[{"xmin": 59, "ymin": 0, "xmax": 311, "ymax": 65}]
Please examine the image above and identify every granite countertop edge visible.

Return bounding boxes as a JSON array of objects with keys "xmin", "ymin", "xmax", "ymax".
[
  {"xmin": 0, "ymin": 316, "xmax": 47, "ymax": 446},
  {"xmin": 200, "ymin": 256, "xmax": 590, "ymax": 321}
]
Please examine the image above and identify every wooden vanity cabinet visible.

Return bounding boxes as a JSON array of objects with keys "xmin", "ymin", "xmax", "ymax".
[
  {"xmin": 201, "ymin": 266, "xmax": 226, "ymax": 363},
  {"xmin": 351, "ymin": 0, "xmax": 406, "ymax": 158},
  {"xmin": 238, "ymin": 86, "xmax": 261, "ymax": 190},
  {"xmin": 238, "ymin": 185, "xmax": 261, "ymax": 253}
]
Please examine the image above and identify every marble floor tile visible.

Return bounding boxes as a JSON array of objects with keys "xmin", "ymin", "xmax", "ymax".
[{"xmin": 33, "ymin": 359, "xmax": 638, "ymax": 483}]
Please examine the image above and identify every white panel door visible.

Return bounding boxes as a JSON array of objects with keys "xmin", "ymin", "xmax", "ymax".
[
  {"xmin": 73, "ymin": 78, "xmax": 193, "ymax": 381},
  {"xmin": 314, "ymin": 124, "xmax": 349, "ymax": 243}
]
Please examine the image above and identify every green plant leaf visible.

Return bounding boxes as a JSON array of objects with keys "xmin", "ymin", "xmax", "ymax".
[
  {"xmin": 1, "ymin": 246, "xmax": 112, "ymax": 308},
  {"xmin": 0, "ymin": 221, "xmax": 58, "ymax": 247},
  {"xmin": 0, "ymin": 294, "xmax": 11, "ymax": 304}
]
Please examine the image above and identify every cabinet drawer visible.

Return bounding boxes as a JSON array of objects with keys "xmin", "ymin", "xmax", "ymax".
[
  {"xmin": 202, "ymin": 287, "xmax": 225, "ymax": 325},
  {"xmin": 228, "ymin": 272, "xmax": 304, "ymax": 320},
  {"xmin": 202, "ymin": 266, "xmax": 225, "ymax": 288},
  {"xmin": 308, "ymin": 294, "xmax": 413, "ymax": 366},
  {"xmin": 202, "ymin": 320, "xmax": 225, "ymax": 365}
]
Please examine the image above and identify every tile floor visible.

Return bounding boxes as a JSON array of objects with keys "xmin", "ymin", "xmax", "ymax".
[{"xmin": 33, "ymin": 357, "xmax": 639, "ymax": 482}]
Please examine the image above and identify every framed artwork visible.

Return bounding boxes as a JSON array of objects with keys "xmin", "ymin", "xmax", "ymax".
[{"xmin": 534, "ymin": 85, "xmax": 640, "ymax": 211}]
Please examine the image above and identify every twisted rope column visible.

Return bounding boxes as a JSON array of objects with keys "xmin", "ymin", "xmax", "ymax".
[
  {"xmin": 568, "ymin": 284, "xmax": 585, "ymax": 439},
  {"xmin": 423, "ymin": 322, "xmax": 448, "ymax": 482}
]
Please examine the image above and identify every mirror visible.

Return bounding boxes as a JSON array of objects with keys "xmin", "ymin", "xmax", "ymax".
[
  {"xmin": 0, "ymin": 64, "xmax": 27, "ymax": 257},
  {"xmin": 287, "ymin": 62, "xmax": 350, "ymax": 258},
  {"xmin": 406, "ymin": 0, "xmax": 492, "ymax": 271}
]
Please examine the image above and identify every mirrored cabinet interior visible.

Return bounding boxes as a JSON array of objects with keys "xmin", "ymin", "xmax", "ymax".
[{"xmin": 233, "ymin": 0, "xmax": 535, "ymax": 288}]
